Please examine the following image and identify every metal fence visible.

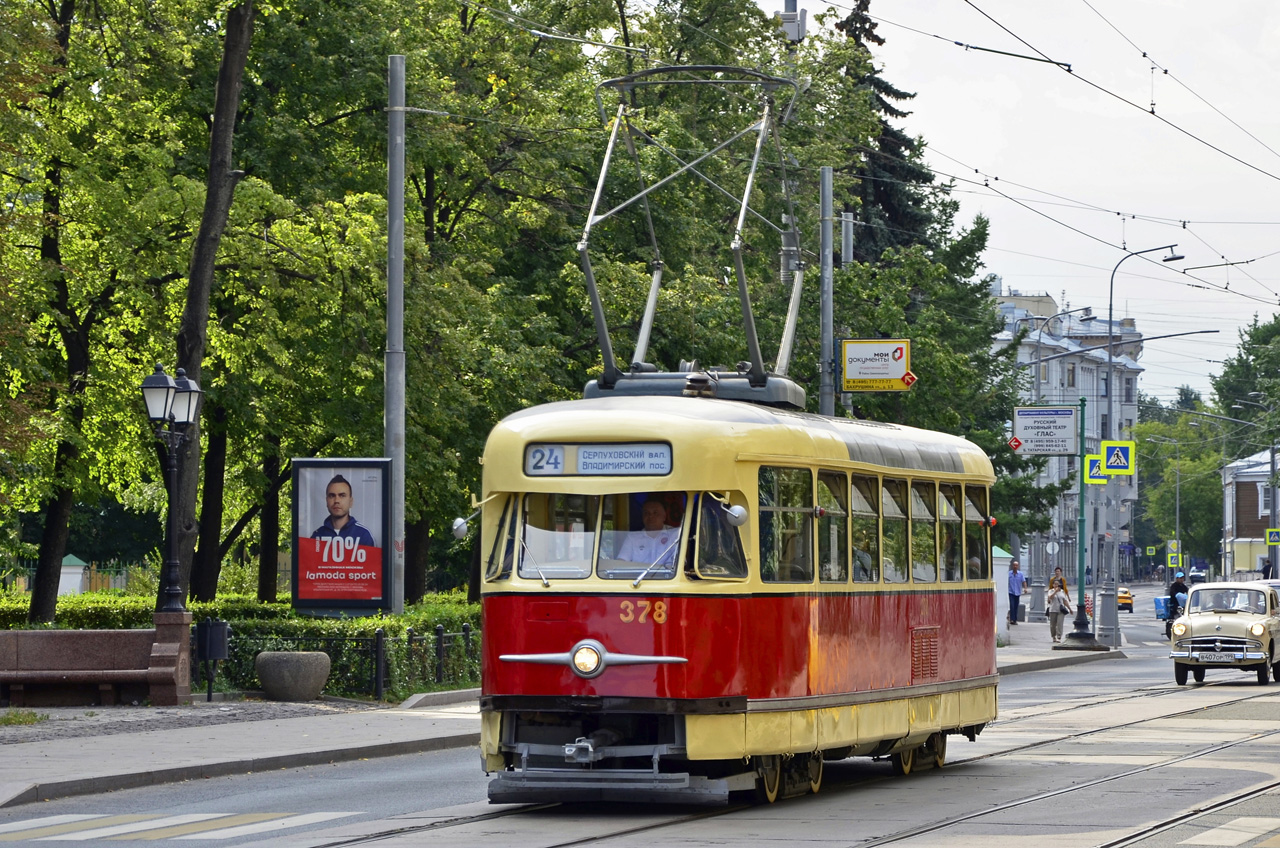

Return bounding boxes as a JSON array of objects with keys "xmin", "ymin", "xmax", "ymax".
[{"xmin": 198, "ymin": 624, "xmax": 480, "ymax": 700}]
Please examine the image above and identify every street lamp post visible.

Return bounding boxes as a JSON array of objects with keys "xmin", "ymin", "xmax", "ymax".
[
  {"xmin": 1012, "ymin": 307, "xmax": 1094, "ymax": 623},
  {"xmin": 1234, "ymin": 395, "xmax": 1277, "ymax": 579},
  {"xmin": 141, "ymin": 364, "xmax": 203, "ymax": 612},
  {"xmin": 1148, "ymin": 436, "xmax": 1181, "ymax": 582},
  {"xmin": 1104, "ymin": 245, "xmax": 1181, "ymax": 646}
]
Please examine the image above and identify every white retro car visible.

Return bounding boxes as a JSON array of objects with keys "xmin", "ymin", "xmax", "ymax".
[{"xmin": 1169, "ymin": 581, "xmax": 1280, "ymax": 685}]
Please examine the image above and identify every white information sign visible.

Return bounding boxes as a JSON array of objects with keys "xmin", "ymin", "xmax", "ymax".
[
  {"xmin": 525, "ymin": 443, "xmax": 673, "ymax": 476},
  {"xmin": 1011, "ymin": 406, "xmax": 1078, "ymax": 456},
  {"xmin": 841, "ymin": 339, "xmax": 915, "ymax": 392}
]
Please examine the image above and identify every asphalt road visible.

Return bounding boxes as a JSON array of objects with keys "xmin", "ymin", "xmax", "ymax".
[{"xmin": 3, "ymin": 589, "xmax": 1277, "ymax": 848}]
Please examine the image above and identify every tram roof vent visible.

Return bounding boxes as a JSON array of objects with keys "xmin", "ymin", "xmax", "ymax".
[
  {"xmin": 582, "ymin": 372, "xmax": 806, "ymax": 410},
  {"xmin": 682, "ymin": 372, "xmax": 718, "ymax": 399}
]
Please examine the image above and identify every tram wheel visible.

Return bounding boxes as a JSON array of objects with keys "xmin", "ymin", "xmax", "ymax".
[
  {"xmin": 1192, "ymin": 667, "xmax": 1205, "ymax": 683},
  {"xmin": 891, "ymin": 745, "xmax": 915, "ymax": 776},
  {"xmin": 807, "ymin": 752, "xmax": 824, "ymax": 795},
  {"xmin": 1174, "ymin": 663, "xmax": 1188, "ymax": 686},
  {"xmin": 929, "ymin": 732, "xmax": 948, "ymax": 769},
  {"xmin": 754, "ymin": 755, "xmax": 782, "ymax": 804}
]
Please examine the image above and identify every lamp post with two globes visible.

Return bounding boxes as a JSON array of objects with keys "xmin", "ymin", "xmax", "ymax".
[{"xmin": 140, "ymin": 364, "xmax": 203, "ymax": 613}]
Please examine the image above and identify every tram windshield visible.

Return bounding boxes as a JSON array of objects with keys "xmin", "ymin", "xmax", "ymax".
[{"xmin": 512, "ymin": 491, "xmax": 689, "ymax": 581}]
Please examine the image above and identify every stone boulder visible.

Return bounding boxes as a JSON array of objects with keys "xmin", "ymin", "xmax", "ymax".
[{"xmin": 254, "ymin": 651, "xmax": 331, "ymax": 701}]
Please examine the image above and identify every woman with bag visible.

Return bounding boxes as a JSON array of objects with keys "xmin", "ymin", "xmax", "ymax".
[{"xmin": 1046, "ymin": 567, "xmax": 1073, "ymax": 643}]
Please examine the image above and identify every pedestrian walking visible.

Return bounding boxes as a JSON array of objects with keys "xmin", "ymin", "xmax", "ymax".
[
  {"xmin": 1046, "ymin": 567, "xmax": 1073, "ymax": 642},
  {"xmin": 1008, "ymin": 559, "xmax": 1028, "ymax": 626}
]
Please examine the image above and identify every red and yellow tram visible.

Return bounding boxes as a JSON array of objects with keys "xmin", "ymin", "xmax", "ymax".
[{"xmin": 475, "ymin": 386, "xmax": 997, "ymax": 804}]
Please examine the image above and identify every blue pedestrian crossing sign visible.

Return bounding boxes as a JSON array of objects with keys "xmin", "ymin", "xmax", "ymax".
[
  {"xmin": 1085, "ymin": 454, "xmax": 1107, "ymax": 485},
  {"xmin": 1168, "ymin": 553, "xmax": 1180, "ymax": 568},
  {"xmin": 1100, "ymin": 440, "xmax": 1136, "ymax": 475},
  {"xmin": 1267, "ymin": 529, "xmax": 1280, "ymax": 545}
]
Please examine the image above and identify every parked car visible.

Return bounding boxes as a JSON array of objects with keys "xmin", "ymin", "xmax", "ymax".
[
  {"xmin": 1117, "ymin": 587, "xmax": 1133, "ymax": 612},
  {"xmin": 1188, "ymin": 567, "xmax": 1208, "ymax": 584},
  {"xmin": 1169, "ymin": 582, "xmax": 1280, "ymax": 685}
]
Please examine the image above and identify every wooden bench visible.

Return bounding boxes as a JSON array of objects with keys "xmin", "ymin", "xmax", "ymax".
[{"xmin": 0, "ymin": 614, "xmax": 192, "ymax": 706}]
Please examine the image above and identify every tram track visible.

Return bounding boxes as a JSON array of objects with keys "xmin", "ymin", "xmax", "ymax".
[{"xmin": 304, "ymin": 682, "xmax": 1280, "ymax": 848}]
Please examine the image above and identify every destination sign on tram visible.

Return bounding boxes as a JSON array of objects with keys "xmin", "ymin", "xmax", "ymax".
[
  {"xmin": 525, "ymin": 443, "xmax": 673, "ymax": 476},
  {"xmin": 1011, "ymin": 406, "xmax": 1078, "ymax": 455}
]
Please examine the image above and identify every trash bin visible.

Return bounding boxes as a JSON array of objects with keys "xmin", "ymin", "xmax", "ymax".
[
  {"xmin": 194, "ymin": 618, "xmax": 231, "ymax": 701},
  {"xmin": 195, "ymin": 618, "xmax": 230, "ymax": 661}
]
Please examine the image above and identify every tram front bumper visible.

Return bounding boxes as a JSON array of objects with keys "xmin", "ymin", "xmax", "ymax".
[{"xmin": 488, "ymin": 767, "xmax": 756, "ymax": 805}]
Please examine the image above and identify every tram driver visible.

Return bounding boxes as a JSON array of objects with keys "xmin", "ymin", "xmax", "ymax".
[{"xmin": 616, "ymin": 496, "xmax": 680, "ymax": 567}]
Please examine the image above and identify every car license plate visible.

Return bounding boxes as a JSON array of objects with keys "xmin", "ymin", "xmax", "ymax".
[{"xmin": 1198, "ymin": 652, "xmax": 1235, "ymax": 662}]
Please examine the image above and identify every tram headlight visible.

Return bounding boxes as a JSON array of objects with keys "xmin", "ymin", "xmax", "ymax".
[
  {"xmin": 572, "ymin": 642, "xmax": 604, "ymax": 677},
  {"xmin": 1172, "ymin": 621, "xmax": 1187, "ymax": 637},
  {"xmin": 1250, "ymin": 622, "xmax": 1266, "ymax": 637}
]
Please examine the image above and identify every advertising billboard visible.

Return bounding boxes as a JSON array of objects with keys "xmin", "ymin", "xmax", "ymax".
[{"xmin": 291, "ymin": 458, "xmax": 391, "ymax": 614}]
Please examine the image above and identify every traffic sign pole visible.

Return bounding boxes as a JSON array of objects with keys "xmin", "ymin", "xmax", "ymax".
[{"xmin": 1063, "ymin": 396, "xmax": 1104, "ymax": 651}]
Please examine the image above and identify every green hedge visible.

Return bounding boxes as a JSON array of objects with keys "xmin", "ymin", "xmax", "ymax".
[
  {"xmin": 0, "ymin": 593, "xmax": 480, "ymax": 632},
  {"xmin": 2, "ymin": 592, "xmax": 483, "ymax": 701}
]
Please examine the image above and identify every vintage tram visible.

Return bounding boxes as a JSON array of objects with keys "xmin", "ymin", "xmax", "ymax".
[
  {"xmin": 463, "ymin": 66, "xmax": 999, "ymax": 803},
  {"xmin": 472, "ymin": 382, "xmax": 997, "ymax": 804}
]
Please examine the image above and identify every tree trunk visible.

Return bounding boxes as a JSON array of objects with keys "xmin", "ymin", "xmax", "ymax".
[
  {"xmin": 28, "ymin": 0, "xmax": 87, "ymax": 625},
  {"xmin": 258, "ymin": 433, "xmax": 280, "ymax": 602},
  {"xmin": 167, "ymin": 0, "xmax": 255, "ymax": 610},
  {"xmin": 190, "ymin": 403, "xmax": 228, "ymax": 602},
  {"xmin": 405, "ymin": 514, "xmax": 429, "ymax": 604},
  {"xmin": 29, "ymin": 461, "xmax": 74, "ymax": 624}
]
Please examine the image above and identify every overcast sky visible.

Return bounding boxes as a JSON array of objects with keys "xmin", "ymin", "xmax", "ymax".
[{"xmin": 758, "ymin": 0, "xmax": 1280, "ymax": 406}]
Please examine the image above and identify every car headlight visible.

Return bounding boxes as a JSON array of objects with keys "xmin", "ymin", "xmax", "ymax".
[
  {"xmin": 572, "ymin": 642, "xmax": 603, "ymax": 677},
  {"xmin": 1172, "ymin": 622, "xmax": 1187, "ymax": 637},
  {"xmin": 1250, "ymin": 622, "xmax": 1266, "ymax": 637}
]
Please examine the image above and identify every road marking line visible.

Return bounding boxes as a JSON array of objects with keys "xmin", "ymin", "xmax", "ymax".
[
  {"xmin": 172, "ymin": 813, "xmax": 359, "ymax": 840},
  {"xmin": 114, "ymin": 814, "xmax": 287, "ymax": 840},
  {"xmin": 1179, "ymin": 817, "xmax": 1280, "ymax": 846},
  {"xmin": 35, "ymin": 814, "xmax": 226, "ymax": 841},
  {"xmin": 0, "ymin": 816, "xmax": 154, "ymax": 841},
  {"xmin": 0, "ymin": 817, "xmax": 103, "ymax": 836}
]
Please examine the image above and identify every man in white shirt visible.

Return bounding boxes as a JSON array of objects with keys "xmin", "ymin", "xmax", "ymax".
[{"xmin": 617, "ymin": 498, "xmax": 678, "ymax": 566}]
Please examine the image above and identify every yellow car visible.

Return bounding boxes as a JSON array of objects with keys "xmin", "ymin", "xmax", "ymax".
[{"xmin": 1117, "ymin": 586, "xmax": 1133, "ymax": 612}]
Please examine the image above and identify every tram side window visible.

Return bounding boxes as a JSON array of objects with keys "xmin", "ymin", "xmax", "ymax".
[
  {"xmin": 692, "ymin": 493, "xmax": 749, "ymax": 579},
  {"xmin": 939, "ymin": 484, "xmax": 964, "ymax": 583},
  {"xmin": 485, "ymin": 496, "xmax": 516, "ymax": 581},
  {"xmin": 910, "ymin": 481, "xmax": 938, "ymax": 584},
  {"xmin": 881, "ymin": 479, "xmax": 909, "ymax": 584},
  {"xmin": 759, "ymin": 467, "xmax": 813, "ymax": 582},
  {"xmin": 818, "ymin": 471, "xmax": 848, "ymax": 583},
  {"xmin": 964, "ymin": 486, "xmax": 991, "ymax": 580},
  {"xmin": 850, "ymin": 476, "xmax": 880, "ymax": 583},
  {"xmin": 519, "ymin": 493, "xmax": 597, "ymax": 580}
]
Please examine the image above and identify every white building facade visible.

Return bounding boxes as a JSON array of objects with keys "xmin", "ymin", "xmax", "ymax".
[{"xmin": 996, "ymin": 290, "xmax": 1144, "ymax": 620}]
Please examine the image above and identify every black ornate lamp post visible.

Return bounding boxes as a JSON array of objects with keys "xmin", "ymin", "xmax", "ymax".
[{"xmin": 141, "ymin": 364, "xmax": 202, "ymax": 613}]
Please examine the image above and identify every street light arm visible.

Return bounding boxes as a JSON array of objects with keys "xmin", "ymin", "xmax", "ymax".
[{"xmin": 1019, "ymin": 329, "xmax": 1219, "ymax": 367}]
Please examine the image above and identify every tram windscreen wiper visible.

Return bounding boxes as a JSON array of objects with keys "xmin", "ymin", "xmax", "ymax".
[
  {"xmin": 632, "ymin": 539, "xmax": 680, "ymax": 588},
  {"xmin": 518, "ymin": 537, "xmax": 551, "ymax": 587}
]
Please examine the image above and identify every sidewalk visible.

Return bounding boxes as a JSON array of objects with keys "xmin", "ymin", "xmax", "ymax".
[{"xmin": 0, "ymin": 632, "xmax": 1122, "ymax": 808}]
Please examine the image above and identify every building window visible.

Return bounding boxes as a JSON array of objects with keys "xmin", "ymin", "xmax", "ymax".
[
  {"xmin": 1039, "ymin": 363, "xmax": 1048, "ymax": 383},
  {"xmin": 1100, "ymin": 373, "xmax": 1109, "ymax": 397},
  {"xmin": 1124, "ymin": 377, "xmax": 1135, "ymax": 403},
  {"xmin": 1066, "ymin": 364, "xmax": 1076, "ymax": 388},
  {"xmin": 1101, "ymin": 414, "xmax": 1109, "ymax": 439},
  {"xmin": 1259, "ymin": 484, "xmax": 1273, "ymax": 519}
]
